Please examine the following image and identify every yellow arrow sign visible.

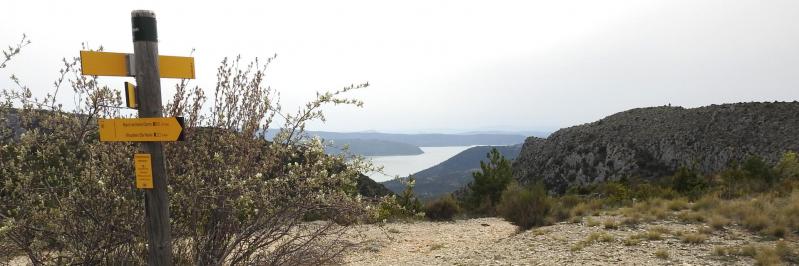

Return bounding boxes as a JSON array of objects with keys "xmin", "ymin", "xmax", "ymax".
[
  {"xmin": 99, "ymin": 117, "xmax": 185, "ymax": 142},
  {"xmin": 134, "ymin": 153, "xmax": 154, "ymax": 189},
  {"xmin": 80, "ymin": 50, "xmax": 195, "ymax": 79}
]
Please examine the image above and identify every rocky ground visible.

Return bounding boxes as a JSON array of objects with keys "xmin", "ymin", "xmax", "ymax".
[{"xmin": 341, "ymin": 216, "xmax": 795, "ymax": 265}]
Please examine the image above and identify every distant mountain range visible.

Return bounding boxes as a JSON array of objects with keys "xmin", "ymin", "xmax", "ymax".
[
  {"xmin": 264, "ymin": 129, "xmax": 532, "ymax": 147},
  {"xmin": 324, "ymin": 139, "xmax": 423, "ymax": 156},
  {"xmin": 381, "ymin": 144, "xmax": 523, "ymax": 200},
  {"xmin": 263, "ymin": 129, "xmax": 537, "ymax": 156}
]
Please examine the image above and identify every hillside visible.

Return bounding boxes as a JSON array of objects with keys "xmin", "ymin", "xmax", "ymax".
[
  {"xmin": 324, "ymin": 139, "xmax": 423, "ymax": 156},
  {"xmin": 513, "ymin": 102, "xmax": 799, "ymax": 193},
  {"xmin": 382, "ymin": 144, "xmax": 522, "ymax": 199}
]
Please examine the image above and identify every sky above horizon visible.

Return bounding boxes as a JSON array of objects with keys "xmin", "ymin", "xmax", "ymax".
[{"xmin": 2, "ymin": 0, "xmax": 798, "ymax": 134}]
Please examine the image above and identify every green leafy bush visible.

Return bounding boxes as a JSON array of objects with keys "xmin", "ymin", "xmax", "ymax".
[
  {"xmin": 424, "ymin": 195, "xmax": 462, "ymax": 221},
  {"xmin": 496, "ymin": 182, "xmax": 552, "ymax": 230}
]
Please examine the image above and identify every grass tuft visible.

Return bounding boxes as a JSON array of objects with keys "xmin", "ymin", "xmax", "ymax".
[
  {"xmin": 655, "ymin": 249, "xmax": 669, "ymax": 259},
  {"xmin": 680, "ymin": 232, "xmax": 707, "ymax": 244}
]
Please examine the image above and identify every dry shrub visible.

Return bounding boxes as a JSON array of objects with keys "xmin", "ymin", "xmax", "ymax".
[
  {"xmin": 649, "ymin": 226, "xmax": 671, "ymax": 235},
  {"xmin": 623, "ymin": 236, "xmax": 641, "ymax": 246},
  {"xmin": 691, "ymin": 193, "xmax": 721, "ymax": 211},
  {"xmin": 424, "ymin": 195, "xmax": 461, "ymax": 221},
  {"xmin": 667, "ymin": 198, "xmax": 690, "ymax": 211},
  {"xmin": 708, "ymin": 215, "xmax": 730, "ymax": 230},
  {"xmin": 680, "ymin": 233, "xmax": 707, "ymax": 244},
  {"xmin": 603, "ymin": 219, "xmax": 619, "ymax": 230},
  {"xmin": 677, "ymin": 211, "xmax": 707, "ymax": 223},
  {"xmin": 497, "ymin": 182, "xmax": 552, "ymax": 230}
]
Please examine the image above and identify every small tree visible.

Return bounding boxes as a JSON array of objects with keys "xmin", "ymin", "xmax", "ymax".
[
  {"xmin": 466, "ymin": 148, "xmax": 513, "ymax": 214},
  {"xmin": 397, "ymin": 175, "xmax": 423, "ymax": 214}
]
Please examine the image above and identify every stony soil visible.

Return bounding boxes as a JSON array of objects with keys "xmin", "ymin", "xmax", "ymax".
[{"xmin": 341, "ymin": 216, "xmax": 795, "ymax": 265}]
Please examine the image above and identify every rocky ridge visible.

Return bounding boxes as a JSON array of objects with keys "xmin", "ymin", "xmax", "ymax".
[{"xmin": 513, "ymin": 102, "xmax": 799, "ymax": 193}]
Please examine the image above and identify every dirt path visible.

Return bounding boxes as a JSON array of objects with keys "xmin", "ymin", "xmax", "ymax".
[{"xmin": 342, "ymin": 216, "xmax": 791, "ymax": 265}]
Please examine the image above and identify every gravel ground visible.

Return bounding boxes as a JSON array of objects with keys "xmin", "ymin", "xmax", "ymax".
[{"xmin": 341, "ymin": 216, "xmax": 794, "ymax": 265}]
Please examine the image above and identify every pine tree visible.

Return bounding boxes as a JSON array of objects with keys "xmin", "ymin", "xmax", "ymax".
[{"xmin": 466, "ymin": 148, "xmax": 513, "ymax": 213}]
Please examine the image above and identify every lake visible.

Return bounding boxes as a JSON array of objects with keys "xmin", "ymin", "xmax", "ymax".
[{"xmin": 366, "ymin": 146, "xmax": 473, "ymax": 182}]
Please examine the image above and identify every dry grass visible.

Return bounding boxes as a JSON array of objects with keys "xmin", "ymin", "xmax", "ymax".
[
  {"xmin": 531, "ymin": 228, "xmax": 550, "ymax": 236},
  {"xmin": 603, "ymin": 219, "xmax": 619, "ymax": 230},
  {"xmin": 708, "ymin": 215, "xmax": 730, "ymax": 230},
  {"xmin": 691, "ymin": 194, "xmax": 720, "ymax": 211},
  {"xmin": 667, "ymin": 198, "xmax": 690, "ymax": 211},
  {"xmin": 710, "ymin": 191, "xmax": 799, "ymax": 238},
  {"xmin": 712, "ymin": 246, "xmax": 728, "ymax": 256},
  {"xmin": 677, "ymin": 211, "xmax": 707, "ymax": 223},
  {"xmin": 571, "ymin": 231, "xmax": 614, "ymax": 251},
  {"xmin": 586, "ymin": 217, "xmax": 600, "ymax": 227},
  {"xmin": 654, "ymin": 249, "xmax": 669, "ymax": 259},
  {"xmin": 623, "ymin": 236, "xmax": 642, "ymax": 246},
  {"xmin": 621, "ymin": 216, "xmax": 640, "ymax": 227},
  {"xmin": 649, "ymin": 226, "xmax": 671, "ymax": 235},
  {"xmin": 709, "ymin": 243, "xmax": 796, "ymax": 265},
  {"xmin": 680, "ymin": 232, "xmax": 707, "ymax": 244}
]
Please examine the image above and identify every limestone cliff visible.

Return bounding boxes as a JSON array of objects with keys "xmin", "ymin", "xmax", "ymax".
[{"xmin": 513, "ymin": 102, "xmax": 799, "ymax": 193}]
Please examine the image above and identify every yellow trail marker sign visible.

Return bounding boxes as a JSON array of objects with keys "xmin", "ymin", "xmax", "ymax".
[
  {"xmin": 125, "ymin": 82, "xmax": 138, "ymax": 109},
  {"xmin": 80, "ymin": 50, "xmax": 195, "ymax": 79},
  {"xmin": 99, "ymin": 117, "xmax": 185, "ymax": 142},
  {"xmin": 134, "ymin": 153, "xmax": 154, "ymax": 189}
]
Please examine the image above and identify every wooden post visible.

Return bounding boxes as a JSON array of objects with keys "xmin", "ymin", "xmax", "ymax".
[{"xmin": 131, "ymin": 10, "xmax": 173, "ymax": 265}]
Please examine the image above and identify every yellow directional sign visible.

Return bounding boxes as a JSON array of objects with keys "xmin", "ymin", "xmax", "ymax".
[
  {"xmin": 99, "ymin": 117, "xmax": 185, "ymax": 142},
  {"xmin": 158, "ymin": 55, "xmax": 195, "ymax": 79},
  {"xmin": 125, "ymin": 82, "xmax": 138, "ymax": 109},
  {"xmin": 134, "ymin": 153, "xmax": 154, "ymax": 189},
  {"xmin": 80, "ymin": 50, "xmax": 195, "ymax": 79},
  {"xmin": 80, "ymin": 51, "xmax": 130, "ymax": 77}
]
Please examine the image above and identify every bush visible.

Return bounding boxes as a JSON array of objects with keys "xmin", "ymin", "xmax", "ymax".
[
  {"xmin": 671, "ymin": 166, "xmax": 708, "ymax": 198},
  {"xmin": 424, "ymin": 195, "xmax": 461, "ymax": 221},
  {"xmin": 496, "ymin": 182, "xmax": 552, "ymax": 230}
]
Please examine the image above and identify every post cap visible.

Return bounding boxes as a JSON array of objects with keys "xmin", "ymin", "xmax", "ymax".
[
  {"xmin": 131, "ymin": 10, "xmax": 156, "ymax": 18},
  {"xmin": 131, "ymin": 10, "xmax": 157, "ymax": 42}
]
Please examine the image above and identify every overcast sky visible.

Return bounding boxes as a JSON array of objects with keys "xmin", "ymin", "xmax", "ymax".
[{"xmin": 2, "ymin": 0, "xmax": 798, "ymax": 134}]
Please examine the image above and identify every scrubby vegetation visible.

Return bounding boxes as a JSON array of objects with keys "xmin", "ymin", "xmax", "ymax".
[
  {"xmin": 0, "ymin": 38, "xmax": 390, "ymax": 264},
  {"xmin": 424, "ymin": 195, "xmax": 461, "ymax": 221},
  {"xmin": 496, "ymin": 182, "xmax": 551, "ymax": 230},
  {"xmin": 456, "ymin": 138, "xmax": 799, "ymax": 265}
]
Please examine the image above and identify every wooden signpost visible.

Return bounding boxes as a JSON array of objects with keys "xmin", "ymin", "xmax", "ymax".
[{"xmin": 79, "ymin": 10, "xmax": 194, "ymax": 265}]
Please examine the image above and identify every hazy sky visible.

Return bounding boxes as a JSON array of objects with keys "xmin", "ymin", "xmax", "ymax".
[{"xmin": 2, "ymin": 0, "xmax": 798, "ymax": 133}]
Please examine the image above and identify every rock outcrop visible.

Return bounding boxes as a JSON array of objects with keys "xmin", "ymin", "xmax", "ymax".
[{"xmin": 513, "ymin": 102, "xmax": 799, "ymax": 193}]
